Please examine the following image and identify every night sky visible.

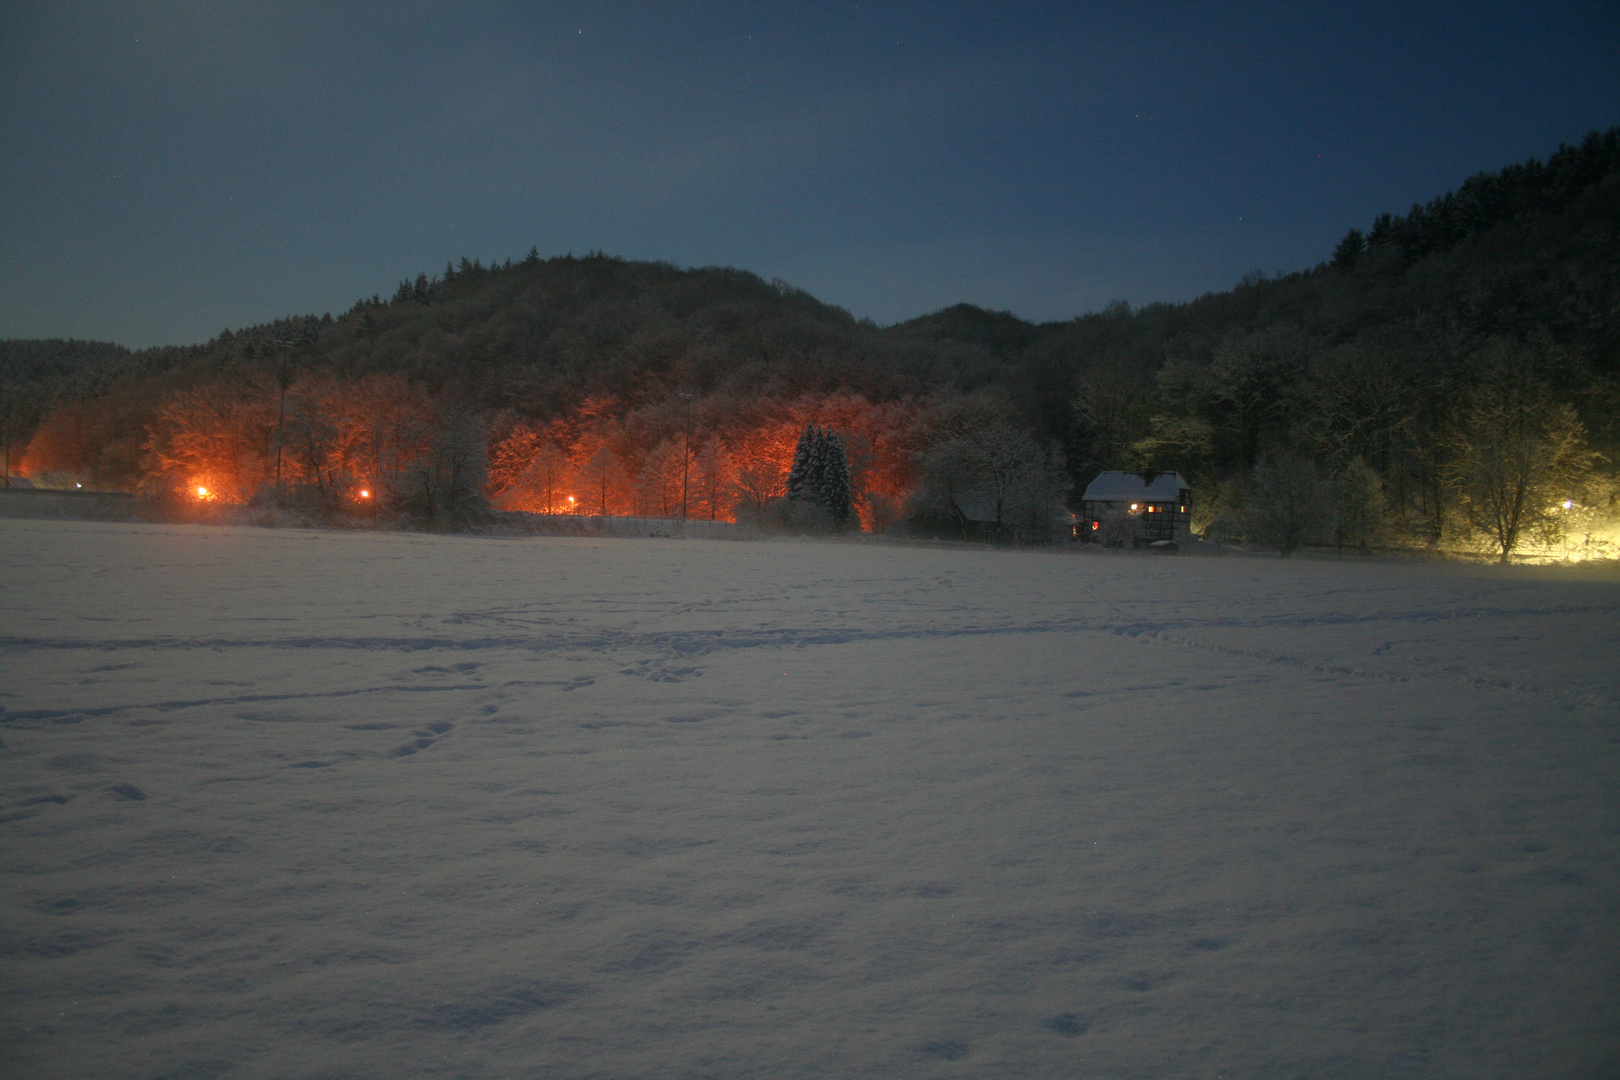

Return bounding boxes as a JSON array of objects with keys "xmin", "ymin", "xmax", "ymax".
[{"xmin": 2, "ymin": 2, "xmax": 1617, "ymax": 349}]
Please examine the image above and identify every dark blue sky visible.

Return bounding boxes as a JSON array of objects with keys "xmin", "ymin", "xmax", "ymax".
[{"xmin": 2, "ymin": 2, "xmax": 1617, "ymax": 348}]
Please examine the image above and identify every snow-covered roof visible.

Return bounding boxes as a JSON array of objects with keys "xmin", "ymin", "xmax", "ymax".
[{"xmin": 1081, "ymin": 471, "xmax": 1187, "ymax": 503}]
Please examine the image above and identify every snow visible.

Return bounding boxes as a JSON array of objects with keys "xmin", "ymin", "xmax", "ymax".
[
  {"xmin": 1080, "ymin": 471, "xmax": 1188, "ymax": 503},
  {"xmin": 1, "ymin": 518, "xmax": 1617, "ymax": 1080}
]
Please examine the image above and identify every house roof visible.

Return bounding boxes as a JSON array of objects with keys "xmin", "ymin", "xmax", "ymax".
[{"xmin": 1081, "ymin": 471, "xmax": 1187, "ymax": 503}]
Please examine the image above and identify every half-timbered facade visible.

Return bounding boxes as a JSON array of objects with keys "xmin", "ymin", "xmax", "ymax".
[{"xmin": 1079, "ymin": 471, "xmax": 1192, "ymax": 545}]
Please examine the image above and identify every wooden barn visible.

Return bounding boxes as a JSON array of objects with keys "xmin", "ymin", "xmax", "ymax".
[{"xmin": 1079, "ymin": 471, "xmax": 1192, "ymax": 545}]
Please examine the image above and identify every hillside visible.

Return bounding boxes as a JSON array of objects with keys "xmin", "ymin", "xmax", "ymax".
[{"xmin": 2, "ymin": 129, "xmax": 1616, "ymax": 554}]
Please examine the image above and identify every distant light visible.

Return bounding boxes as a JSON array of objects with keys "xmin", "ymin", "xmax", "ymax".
[
  {"xmin": 196, "ymin": 486, "xmax": 209, "ymax": 499},
  {"xmin": 359, "ymin": 489, "xmax": 371, "ymax": 499},
  {"xmin": 1130, "ymin": 503, "xmax": 1139, "ymax": 510},
  {"xmin": 1563, "ymin": 500, "xmax": 1574, "ymax": 509}
]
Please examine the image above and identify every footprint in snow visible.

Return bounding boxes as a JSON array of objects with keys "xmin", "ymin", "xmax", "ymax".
[{"xmin": 391, "ymin": 721, "xmax": 454, "ymax": 757}]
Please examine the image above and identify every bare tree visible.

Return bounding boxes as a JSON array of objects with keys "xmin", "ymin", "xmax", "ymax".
[
  {"xmin": 0, "ymin": 384, "xmax": 45, "ymax": 486},
  {"xmin": 1072, "ymin": 369, "xmax": 1152, "ymax": 470},
  {"xmin": 908, "ymin": 422, "xmax": 1070, "ymax": 543},
  {"xmin": 487, "ymin": 424, "xmax": 547, "ymax": 502},
  {"xmin": 144, "ymin": 373, "xmax": 275, "ymax": 502},
  {"xmin": 636, "ymin": 439, "xmax": 684, "ymax": 518},
  {"xmin": 1210, "ymin": 330, "xmax": 1309, "ymax": 470},
  {"xmin": 729, "ymin": 460, "xmax": 783, "ymax": 529},
  {"xmin": 508, "ymin": 442, "xmax": 572, "ymax": 514},
  {"xmin": 404, "ymin": 407, "xmax": 489, "ymax": 530},
  {"xmin": 1448, "ymin": 382, "xmax": 1595, "ymax": 562},
  {"xmin": 575, "ymin": 442, "xmax": 632, "ymax": 518},
  {"xmin": 1326, "ymin": 457, "xmax": 1386, "ymax": 552},
  {"xmin": 690, "ymin": 436, "xmax": 732, "ymax": 520},
  {"xmin": 1097, "ymin": 504, "xmax": 1140, "ymax": 548},
  {"xmin": 350, "ymin": 374, "xmax": 433, "ymax": 510},
  {"xmin": 1246, "ymin": 452, "xmax": 1326, "ymax": 556}
]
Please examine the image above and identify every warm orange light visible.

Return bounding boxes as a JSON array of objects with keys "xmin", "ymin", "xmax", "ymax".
[
  {"xmin": 359, "ymin": 489, "xmax": 371, "ymax": 499},
  {"xmin": 196, "ymin": 486, "xmax": 210, "ymax": 499}
]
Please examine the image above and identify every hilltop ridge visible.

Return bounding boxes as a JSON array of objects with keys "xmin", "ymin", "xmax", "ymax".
[{"xmin": 3, "ymin": 129, "xmax": 1616, "ymax": 555}]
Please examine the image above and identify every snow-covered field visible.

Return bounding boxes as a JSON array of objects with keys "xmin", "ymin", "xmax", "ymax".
[{"xmin": 2, "ymin": 518, "xmax": 1616, "ymax": 1080}]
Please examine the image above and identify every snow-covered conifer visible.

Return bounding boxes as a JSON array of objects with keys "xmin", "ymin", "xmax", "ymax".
[
  {"xmin": 819, "ymin": 431, "xmax": 852, "ymax": 526},
  {"xmin": 786, "ymin": 424, "xmax": 817, "ymax": 502}
]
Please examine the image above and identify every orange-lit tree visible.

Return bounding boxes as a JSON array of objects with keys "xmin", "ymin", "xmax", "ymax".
[
  {"xmin": 281, "ymin": 372, "xmax": 347, "ymax": 502},
  {"xmin": 635, "ymin": 439, "xmax": 685, "ymax": 518},
  {"xmin": 502, "ymin": 441, "xmax": 573, "ymax": 513},
  {"xmin": 348, "ymin": 374, "xmax": 435, "ymax": 510},
  {"xmin": 575, "ymin": 442, "xmax": 633, "ymax": 517},
  {"xmin": 689, "ymin": 436, "xmax": 733, "ymax": 520},
  {"xmin": 400, "ymin": 406, "xmax": 489, "ymax": 528},
  {"xmin": 143, "ymin": 375, "xmax": 276, "ymax": 503}
]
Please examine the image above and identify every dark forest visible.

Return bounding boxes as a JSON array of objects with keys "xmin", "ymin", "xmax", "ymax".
[{"xmin": 4, "ymin": 130, "xmax": 1617, "ymax": 559}]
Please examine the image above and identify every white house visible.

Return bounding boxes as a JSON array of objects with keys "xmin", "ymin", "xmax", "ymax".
[{"xmin": 1079, "ymin": 471, "xmax": 1192, "ymax": 545}]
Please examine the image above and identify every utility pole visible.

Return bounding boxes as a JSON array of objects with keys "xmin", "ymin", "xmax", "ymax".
[
  {"xmin": 1, "ymin": 386, "xmax": 14, "ymax": 488},
  {"xmin": 679, "ymin": 392, "xmax": 694, "ymax": 535},
  {"xmin": 0, "ymin": 384, "xmax": 32, "ymax": 489},
  {"xmin": 269, "ymin": 339, "xmax": 295, "ymax": 503}
]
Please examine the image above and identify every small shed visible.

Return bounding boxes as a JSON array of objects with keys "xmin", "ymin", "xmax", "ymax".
[
  {"xmin": 952, "ymin": 495, "xmax": 1077, "ymax": 545},
  {"xmin": 1079, "ymin": 471, "xmax": 1191, "ymax": 545}
]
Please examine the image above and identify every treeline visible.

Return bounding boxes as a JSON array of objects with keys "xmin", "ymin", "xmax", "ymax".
[
  {"xmin": 3, "ymin": 130, "xmax": 1617, "ymax": 556},
  {"xmin": 1037, "ymin": 130, "xmax": 1620, "ymax": 557},
  {"xmin": 1333, "ymin": 128, "xmax": 1620, "ymax": 268}
]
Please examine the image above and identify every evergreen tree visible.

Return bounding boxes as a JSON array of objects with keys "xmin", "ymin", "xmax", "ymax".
[
  {"xmin": 787, "ymin": 424, "xmax": 816, "ymax": 501},
  {"xmin": 785, "ymin": 424, "xmax": 852, "ymax": 528},
  {"xmin": 1332, "ymin": 229, "xmax": 1365, "ymax": 270},
  {"xmin": 819, "ymin": 431, "xmax": 852, "ymax": 526}
]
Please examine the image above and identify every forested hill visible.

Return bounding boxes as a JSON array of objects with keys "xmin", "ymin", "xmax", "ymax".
[
  {"xmin": 3, "ymin": 256, "xmax": 1024, "ymax": 480},
  {"xmin": 3, "ymin": 129, "xmax": 1617, "ymax": 550}
]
